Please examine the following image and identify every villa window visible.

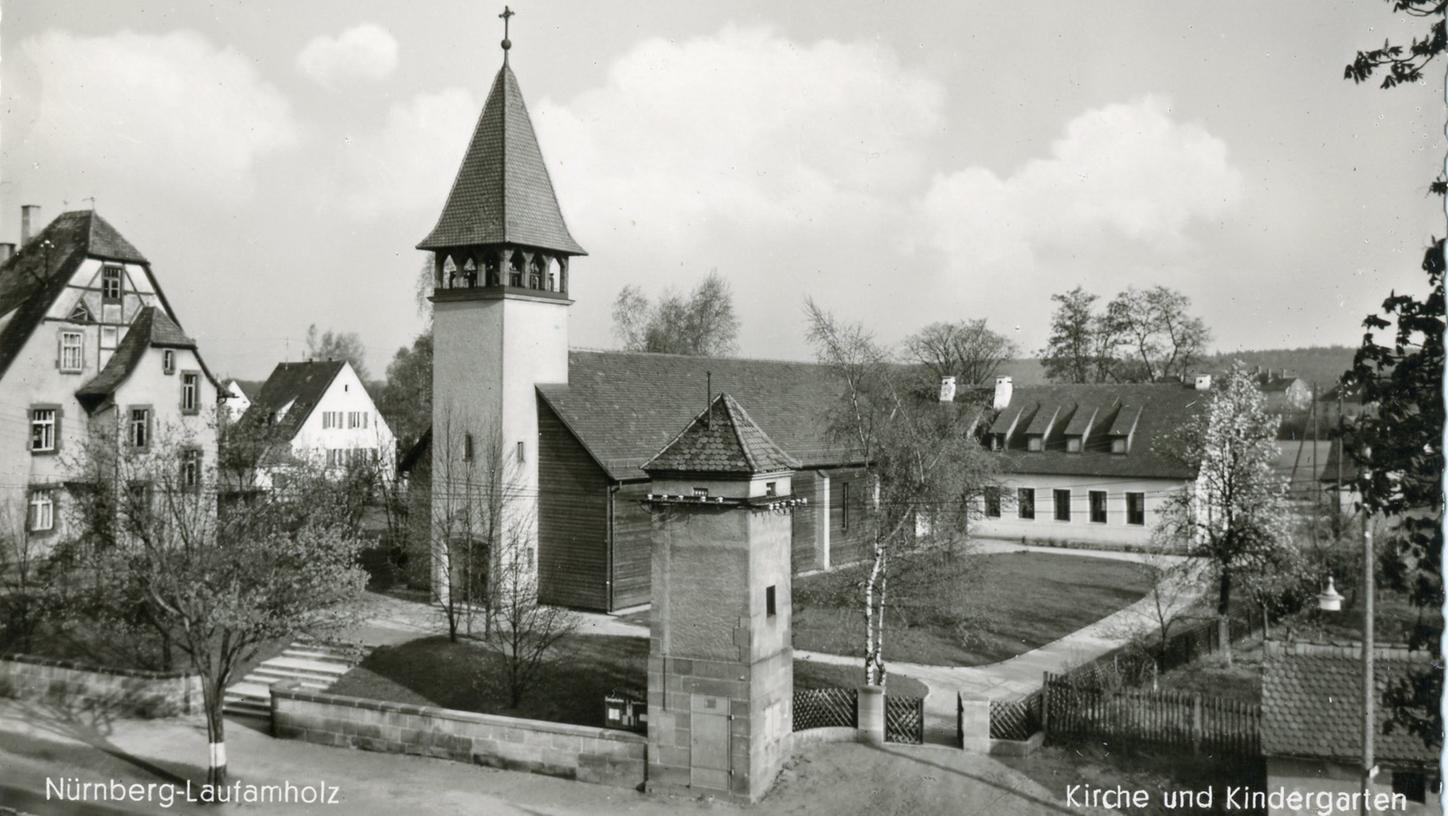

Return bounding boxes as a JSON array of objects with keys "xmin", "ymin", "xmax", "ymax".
[
  {"xmin": 180, "ymin": 448, "xmax": 202, "ymax": 491},
  {"xmin": 180, "ymin": 372, "xmax": 199, "ymax": 414},
  {"xmin": 1126, "ymin": 492, "xmax": 1146, "ymax": 526},
  {"xmin": 28, "ymin": 489, "xmax": 54, "ymax": 533},
  {"xmin": 59, "ymin": 331, "xmax": 84, "ymax": 373},
  {"xmin": 101, "ymin": 265, "xmax": 123, "ymax": 302},
  {"xmin": 1017, "ymin": 488, "xmax": 1035, "ymax": 520},
  {"xmin": 29, "ymin": 407, "xmax": 57, "ymax": 453},
  {"xmin": 1090, "ymin": 490, "xmax": 1108, "ymax": 523},
  {"xmin": 129, "ymin": 407, "xmax": 151, "ymax": 450},
  {"xmin": 1054, "ymin": 489, "xmax": 1071, "ymax": 522}
]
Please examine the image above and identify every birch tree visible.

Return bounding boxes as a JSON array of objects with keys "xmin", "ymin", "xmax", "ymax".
[
  {"xmin": 1154, "ymin": 362, "xmax": 1294, "ymax": 665},
  {"xmin": 805, "ymin": 299, "xmax": 998, "ymax": 687}
]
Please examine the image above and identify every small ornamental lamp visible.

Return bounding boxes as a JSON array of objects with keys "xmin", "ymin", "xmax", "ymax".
[{"xmin": 1317, "ymin": 576, "xmax": 1345, "ymax": 612}]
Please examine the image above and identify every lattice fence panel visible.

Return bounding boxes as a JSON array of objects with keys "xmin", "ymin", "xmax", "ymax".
[
  {"xmin": 793, "ymin": 688, "xmax": 857, "ymax": 731},
  {"xmin": 990, "ymin": 691, "xmax": 1042, "ymax": 741},
  {"xmin": 884, "ymin": 695, "xmax": 924, "ymax": 744}
]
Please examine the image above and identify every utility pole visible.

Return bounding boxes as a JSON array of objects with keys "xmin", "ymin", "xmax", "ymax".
[
  {"xmin": 1361, "ymin": 523, "xmax": 1374, "ymax": 816},
  {"xmin": 1310, "ymin": 383, "xmax": 1320, "ymax": 550},
  {"xmin": 1335, "ymin": 390, "xmax": 1345, "ymax": 539}
]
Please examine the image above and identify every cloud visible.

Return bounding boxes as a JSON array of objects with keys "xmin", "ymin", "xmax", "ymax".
[
  {"xmin": 532, "ymin": 25, "xmax": 945, "ymax": 250},
  {"xmin": 333, "ymin": 88, "xmax": 480, "ymax": 219},
  {"xmin": 297, "ymin": 23, "xmax": 399, "ymax": 88},
  {"xmin": 18, "ymin": 29, "xmax": 297, "ymax": 202},
  {"xmin": 915, "ymin": 95, "xmax": 1245, "ymax": 272}
]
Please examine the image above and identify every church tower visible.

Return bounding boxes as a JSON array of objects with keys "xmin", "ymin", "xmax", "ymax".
[{"xmin": 419, "ymin": 8, "xmax": 585, "ymax": 599}]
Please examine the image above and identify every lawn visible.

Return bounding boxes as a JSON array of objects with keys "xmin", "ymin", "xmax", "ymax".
[
  {"xmin": 327, "ymin": 633, "xmax": 928, "ymax": 729},
  {"xmin": 792, "ymin": 550, "xmax": 1156, "ymax": 667}
]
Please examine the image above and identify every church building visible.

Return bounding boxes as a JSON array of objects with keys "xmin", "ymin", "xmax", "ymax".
[
  {"xmin": 409, "ymin": 32, "xmax": 872, "ymax": 612},
  {"xmin": 406, "ymin": 24, "xmax": 1211, "ymax": 612}
]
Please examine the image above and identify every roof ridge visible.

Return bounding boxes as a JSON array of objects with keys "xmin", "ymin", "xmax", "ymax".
[{"xmin": 720, "ymin": 394, "xmax": 760, "ymax": 472}]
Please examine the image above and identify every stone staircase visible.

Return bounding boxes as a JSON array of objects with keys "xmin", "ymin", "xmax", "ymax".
[{"xmin": 222, "ymin": 640, "xmax": 365, "ymax": 720}]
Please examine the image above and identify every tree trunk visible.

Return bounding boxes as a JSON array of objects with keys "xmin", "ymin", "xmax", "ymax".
[
  {"xmin": 1216, "ymin": 567, "xmax": 1233, "ymax": 667},
  {"xmin": 203, "ymin": 680, "xmax": 227, "ymax": 787}
]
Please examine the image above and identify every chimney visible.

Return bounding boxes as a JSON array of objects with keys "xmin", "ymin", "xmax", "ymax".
[
  {"xmin": 0, "ymin": 243, "xmax": 13, "ymax": 264},
  {"xmin": 1194, "ymin": 374, "xmax": 1212, "ymax": 391},
  {"xmin": 938, "ymin": 375, "xmax": 957, "ymax": 403},
  {"xmin": 992, "ymin": 376, "xmax": 1013, "ymax": 410},
  {"xmin": 20, "ymin": 205, "xmax": 40, "ymax": 246}
]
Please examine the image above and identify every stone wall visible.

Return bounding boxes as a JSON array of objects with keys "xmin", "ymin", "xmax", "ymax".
[
  {"xmin": 0, "ymin": 654, "xmax": 202, "ymax": 717},
  {"xmin": 269, "ymin": 682, "xmax": 646, "ymax": 789}
]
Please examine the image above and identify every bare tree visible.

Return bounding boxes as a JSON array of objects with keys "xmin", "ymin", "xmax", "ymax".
[
  {"xmin": 613, "ymin": 270, "xmax": 740, "ymax": 356},
  {"xmin": 0, "ymin": 501, "xmax": 53, "ymax": 654},
  {"xmin": 804, "ymin": 298, "xmax": 999, "ymax": 687},
  {"xmin": 304, "ymin": 323, "xmax": 371, "ymax": 380},
  {"xmin": 904, "ymin": 319, "xmax": 1018, "ymax": 388},
  {"xmin": 477, "ymin": 484, "xmax": 577, "ymax": 707},
  {"xmin": 425, "ymin": 405, "xmax": 504, "ymax": 641},
  {"xmin": 1105, "ymin": 286, "xmax": 1211, "ymax": 382},
  {"xmin": 61, "ymin": 420, "xmax": 367, "ymax": 787}
]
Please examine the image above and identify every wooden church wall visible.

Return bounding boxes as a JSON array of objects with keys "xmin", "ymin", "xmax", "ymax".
[
  {"xmin": 537, "ymin": 400, "xmax": 610, "ymax": 610},
  {"xmin": 609, "ymin": 482, "xmax": 654, "ymax": 610}
]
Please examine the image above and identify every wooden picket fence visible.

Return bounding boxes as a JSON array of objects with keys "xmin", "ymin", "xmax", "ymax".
[{"xmin": 1043, "ymin": 672, "xmax": 1260, "ymax": 754}]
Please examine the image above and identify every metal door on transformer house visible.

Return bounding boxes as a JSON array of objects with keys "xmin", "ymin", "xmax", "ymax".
[{"xmin": 689, "ymin": 693, "xmax": 731, "ymax": 792}]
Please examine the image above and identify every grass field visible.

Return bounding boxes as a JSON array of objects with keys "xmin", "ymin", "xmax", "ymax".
[
  {"xmin": 328, "ymin": 633, "xmax": 928, "ymax": 729},
  {"xmin": 792, "ymin": 550, "xmax": 1156, "ymax": 667}
]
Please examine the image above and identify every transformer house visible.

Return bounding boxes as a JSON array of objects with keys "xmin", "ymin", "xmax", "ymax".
[{"xmin": 642, "ymin": 393, "xmax": 802, "ymax": 803}]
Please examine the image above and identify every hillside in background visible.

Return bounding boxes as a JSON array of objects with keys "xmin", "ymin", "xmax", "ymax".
[{"xmin": 998, "ymin": 346, "xmax": 1356, "ymax": 388}]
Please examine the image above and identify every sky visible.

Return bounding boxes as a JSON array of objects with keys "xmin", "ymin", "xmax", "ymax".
[{"xmin": 1, "ymin": 1, "xmax": 1441, "ymax": 380}]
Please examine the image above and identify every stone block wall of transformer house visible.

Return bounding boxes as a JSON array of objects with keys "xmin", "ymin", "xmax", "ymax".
[{"xmin": 269, "ymin": 683, "xmax": 646, "ymax": 789}]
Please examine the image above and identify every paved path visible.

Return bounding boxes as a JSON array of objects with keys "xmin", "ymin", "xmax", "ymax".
[
  {"xmin": 350, "ymin": 546, "xmax": 1206, "ymax": 747},
  {"xmin": 0, "ymin": 699, "xmax": 1083, "ymax": 816}
]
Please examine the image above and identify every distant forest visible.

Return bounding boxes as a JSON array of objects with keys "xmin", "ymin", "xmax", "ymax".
[{"xmin": 1000, "ymin": 345, "xmax": 1357, "ymax": 389}]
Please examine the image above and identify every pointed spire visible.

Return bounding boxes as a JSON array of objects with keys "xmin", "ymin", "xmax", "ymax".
[{"xmin": 416, "ymin": 13, "xmax": 585, "ymax": 256}]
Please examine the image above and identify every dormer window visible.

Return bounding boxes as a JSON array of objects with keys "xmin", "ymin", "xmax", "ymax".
[
  {"xmin": 101, "ymin": 266, "xmax": 123, "ymax": 302},
  {"xmin": 1027, "ymin": 436, "xmax": 1043, "ymax": 452},
  {"xmin": 1066, "ymin": 437, "xmax": 1082, "ymax": 453},
  {"xmin": 1111, "ymin": 438, "xmax": 1127, "ymax": 455},
  {"xmin": 764, "ymin": 481, "xmax": 777, "ymax": 497}
]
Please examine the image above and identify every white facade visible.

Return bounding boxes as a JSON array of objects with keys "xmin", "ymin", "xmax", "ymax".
[
  {"xmin": 0, "ymin": 256, "xmax": 218, "ymax": 548},
  {"xmin": 971, "ymin": 473, "xmax": 1193, "ymax": 549},
  {"xmin": 222, "ymin": 379, "xmax": 252, "ymax": 422},
  {"xmin": 283, "ymin": 362, "xmax": 395, "ymax": 479}
]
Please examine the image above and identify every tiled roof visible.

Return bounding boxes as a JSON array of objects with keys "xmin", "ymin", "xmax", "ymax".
[
  {"xmin": 1262, "ymin": 647, "xmax": 1439, "ymax": 766},
  {"xmin": 240, "ymin": 360, "xmax": 347, "ymax": 441},
  {"xmin": 989, "ymin": 384, "xmax": 1204, "ymax": 480},
  {"xmin": 537, "ymin": 350, "xmax": 859, "ymax": 481},
  {"xmin": 643, "ymin": 393, "xmax": 801, "ymax": 475},
  {"xmin": 417, "ymin": 63, "xmax": 585, "ymax": 255},
  {"xmin": 76, "ymin": 307, "xmax": 197, "ymax": 407},
  {"xmin": 0, "ymin": 211, "xmax": 149, "ymax": 382}
]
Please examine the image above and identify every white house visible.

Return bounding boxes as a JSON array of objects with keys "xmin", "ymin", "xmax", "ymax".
[
  {"xmin": 221, "ymin": 378, "xmax": 254, "ymax": 423},
  {"xmin": 0, "ymin": 207, "xmax": 222, "ymax": 547},
  {"xmin": 240, "ymin": 360, "xmax": 395, "ymax": 487},
  {"xmin": 970, "ymin": 376, "xmax": 1209, "ymax": 549}
]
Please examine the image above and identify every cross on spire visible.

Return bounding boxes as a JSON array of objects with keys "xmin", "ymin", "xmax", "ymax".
[{"xmin": 499, "ymin": 6, "xmax": 514, "ymax": 62}]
